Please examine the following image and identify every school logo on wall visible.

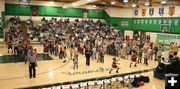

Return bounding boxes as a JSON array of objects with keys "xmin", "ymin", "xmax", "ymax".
[
  {"xmin": 159, "ymin": 8, "xmax": 164, "ymax": 16},
  {"xmin": 169, "ymin": 7, "xmax": 175, "ymax": 16},
  {"xmin": 149, "ymin": 8, "xmax": 154, "ymax": 16},
  {"xmin": 134, "ymin": 9, "xmax": 138, "ymax": 16},
  {"xmin": 142, "ymin": 9, "xmax": 146, "ymax": 17}
]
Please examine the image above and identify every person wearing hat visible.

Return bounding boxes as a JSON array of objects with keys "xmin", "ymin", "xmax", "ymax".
[{"xmin": 109, "ymin": 58, "xmax": 120, "ymax": 74}]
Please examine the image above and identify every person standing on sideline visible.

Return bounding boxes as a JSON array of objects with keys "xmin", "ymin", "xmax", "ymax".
[
  {"xmin": 28, "ymin": 50, "xmax": 37, "ymax": 78},
  {"xmin": 85, "ymin": 46, "xmax": 92, "ymax": 66}
]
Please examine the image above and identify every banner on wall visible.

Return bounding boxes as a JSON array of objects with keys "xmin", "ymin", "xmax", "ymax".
[
  {"xmin": 149, "ymin": 8, "xmax": 154, "ymax": 16},
  {"xmin": 159, "ymin": 8, "xmax": 164, "ymax": 16},
  {"xmin": 32, "ymin": 8, "xmax": 37, "ymax": 16},
  {"xmin": 121, "ymin": 21, "xmax": 129, "ymax": 27},
  {"xmin": 169, "ymin": 7, "xmax": 175, "ymax": 16},
  {"xmin": 134, "ymin": 9, "xmax": 138, "ymax": 16},
  {"xmin": 156, "ymin": 34, "xmax": 180, "ymax": 46},
  {"xmin": 142, "ymin": 9, "xmax": 146, "ymax": 16}
]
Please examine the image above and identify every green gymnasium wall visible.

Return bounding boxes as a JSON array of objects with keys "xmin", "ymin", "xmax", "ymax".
[
  {"xmin": 87, "ymin": 10, "xmax": 104, "ymax": 18},
  {"xmin": 0, "ymin": 12, "xmax": 5, "ymax": 38},
  {"xmin": 37, "ymin": 6, "xmax": 83, "ymax": 17},
  {"xmin": 107, "ymin": 17, "xmax": 180, "ymax": 34},
  {"xmin": 5, "ymin": 4, "xmax": 105, "ymax": 18},
  {"xmin": 5, "ymin": 4, "xmax": 180, "ymax": 34}
]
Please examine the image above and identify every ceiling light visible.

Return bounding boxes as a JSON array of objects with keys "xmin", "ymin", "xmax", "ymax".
[
  {"xmin": 50, "ymin": 1, "xmax": 54, "ymax": 4},
  {"xmin": 22, "ymin": 0, "xmax": 26, "ymax": 2},
  {"xmin": 132, "ymin": 4, "xmax": 136, "ymax": 7},
  {"xmin": 72, "ymin": 3, "xmax": 76, "ymax": 6},
  {"xmin": 145, "ymin": 2, "xmax": 150, "ymax": 6},
  {"xmin": 88, "ymin": 0, "xmax": 92, "ymax": 2},
  {"xmin": 111, "ymin": 2, "xmax": 115, "ymax": 5},
  {"xmin": 123, "ymin": 0, "xmax": 128, "ymax": 3},
  {"xmin": 161, "ymin": 1, "xmax": 167, "ymax": 4},
  {"xmin": 93, "ymin": 5, "xmax": 96, "ymax": 7}
]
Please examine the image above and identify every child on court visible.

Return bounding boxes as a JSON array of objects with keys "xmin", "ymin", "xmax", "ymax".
[
  {"xmin": 144, "ymin": 51, "xmax": 149, "ymax": 65},
  {"xmin": 92, "ymin": 46, "xmax": 96, "ymax": 60},
  {"xmin": 109, "ymin": 58, "xmax": 120, "ymax": 74},
  {"xmin": 54, "ymin": 44, "xmax": 59, "ymax": 56},
  {"xmin": 70, "ymin": 48, "xmax": 73, "ymax": 60},
  {"xmin": 129, "ymin": 51, "xmax": 137, "ymax": 67},
  {"xmin": 73, "ymin": 55, "xmax": 78, "ymax": 69},
  {"xmin": 8, "ymin": 40, "xmax": 13, "ymax": 53},
  {"xmin": 157, "ymin": 49, "xmax": 162, "ymax": 62},
  {"xmin": 138, "ymin": 48, "xmax": 143, "ymax": 63}
]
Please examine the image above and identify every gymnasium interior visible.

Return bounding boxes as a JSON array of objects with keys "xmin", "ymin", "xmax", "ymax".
[{"xmin": 0, "ymin": 0, "xmax": 180, "ymax": 89}]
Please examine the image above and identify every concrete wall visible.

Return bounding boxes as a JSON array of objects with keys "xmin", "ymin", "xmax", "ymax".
[{"xmin": 5, "ymin": 16, "xmax": 105, "ymax": 26}]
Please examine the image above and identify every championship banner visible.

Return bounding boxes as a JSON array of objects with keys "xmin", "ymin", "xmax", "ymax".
[
  {"xmin": 149, "ymin": 8, "xmax": 154, "ymax": 16},
  {"xmin": 156, "ymin": 34, "xmax": 180, "ymax": 46},
  {"xmin": 175, "ymin": 20, "xmax": 178, "ymax": 25},
  {"xmin": 141, "ymin": 20, "xmax": 144, "ymax": 24},
  {"xmin": 169, "ymin": 7, "xmax": 175, "ymax": 16},
  {"xmin": 149, "ymin": 20, "xmax": 152, "ymax": 24},
  {"xmin": 134, "ymin": 20, "xmax": 136, "ymax": 24},
  {"xmin": 32, "ymin": 8, "xmax": 37, "ymax": 16},
  {"xmin": 154, "ymin": 20, "xmax": 157, "ymax": 24},
  {"xmin": 159, "ymin": 8, "xmax": 164, "ymax": 16},
  {"xmin": 145, "ymin": 19, "xmax": 148, "ymax": 24},
  {"xmin": 142, "ymin": 9, "xmax": 146, "ymax": 16},
  {"xmin": 134, "ymin": 9, "xmax": 138, "ymax": 16}
]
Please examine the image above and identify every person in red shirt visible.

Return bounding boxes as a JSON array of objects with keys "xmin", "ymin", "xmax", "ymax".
[
  {"xmin": 43, "ymin": 40, "xmax": 49, "ymax": 59},
  {"xmin": 149, "ymin": 42, "xmax": 153, "ymax": 49},
  {"xmin": 97, "ymin": 47, "xmax": 102, "ymax": 63},
  {"xmin": 109, "ymin": 58, "xmax": 120, "ymax": 74},
  {"xmin": 130, "ymin": 51, "xmax": 138, "ymax": 67}
]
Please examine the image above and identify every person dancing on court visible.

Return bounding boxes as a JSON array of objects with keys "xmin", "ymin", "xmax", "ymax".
[
  {"xmin": 109, "ymin": 58, "xmax": 120, "ymax": 74},
  {"xmin": 130, "ymin": 51, "xmax": 137, "ymax": 67}
]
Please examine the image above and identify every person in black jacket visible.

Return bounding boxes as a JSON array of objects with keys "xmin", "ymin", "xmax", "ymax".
[{"xmin": 85, "ymin": 46, "xmax": 92, "ymax": 66}]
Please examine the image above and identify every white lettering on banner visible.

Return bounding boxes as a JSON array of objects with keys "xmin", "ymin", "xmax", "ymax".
[
  {"xmin": 169, "ymin": 20, "xmax": 172, "ymax": 25},
  {"xmin": 164, "ymin": 20, "xmax": 167, "ymax": 24},
  {"xmin": 158, "ymin": 40, "xmax": 163, "ymax": 42},
  {"xmin": 154, "ymin": 20, "xmax": 157, "ymax": 24}
]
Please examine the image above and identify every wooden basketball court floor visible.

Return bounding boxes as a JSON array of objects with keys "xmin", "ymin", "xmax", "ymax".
[{"xmin": 0, "ymin": 40, "xmax": 168, "ymax": 89}]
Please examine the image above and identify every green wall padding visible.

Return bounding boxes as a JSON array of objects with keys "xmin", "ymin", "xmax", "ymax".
[
  {"xmin": 37, "ymin": 6, "xmax": 83, "ymax": 17},
  {"xmin": 87, "ymin": 10, "xmax": 104, "ymax": 18},
  {"xmin": 5, "ymin": 4, "xmax": 31, "ymax": 15}
]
